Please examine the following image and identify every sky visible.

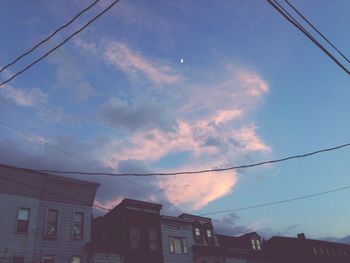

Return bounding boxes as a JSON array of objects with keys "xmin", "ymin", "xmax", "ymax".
[{"xmin": 1, "ymin": 0, "xmax": 350, "ymax": 241}]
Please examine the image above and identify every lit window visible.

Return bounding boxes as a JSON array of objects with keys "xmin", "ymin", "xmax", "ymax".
[
  {"xmin": 12, "ymin": 256, "xmax": 24, "ymax": 263},
  {"xmin": 130, "ymin": 226, "xmax": 141, "ymax": 250},
  {"xmin": 72, "ymin": 212, "xmax": 84, "ymax": 239},
  {"xmin": 169, "ymin": 237, "xmax": 188, "ymax": 254},
  {"xmin": 206, "ymin": 229, "xmax": 212, "ymax": 238},
  {"xmin": 256, "ymin": 240, "xmax": 261, "ymax": 250},
  {"xmin": 71, "ymin": 256, "xmax": 81, "ymax": 263},
  {"xmin": 195, "ymin": 227, "xmax": 201, "ymax": 236},
  {"xmin": 16, "ymin": 208, "xmax": 30, "ymax": 233},
  {"xmin": 251, "ymin": 239, "xmax": 256, "ymax": 250},
  {"xmin": 42, "ymin": 255, "xmax": 54, "ymax": 263},
  {"xmin": 45, "ymin": 209, "xmax": 58, "ymax": 237},
  {"xmin": 148, "ymin": 229, "xmax": 159, "ymax": 251}
]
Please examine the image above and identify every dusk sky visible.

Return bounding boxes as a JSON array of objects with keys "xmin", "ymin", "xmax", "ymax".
[{"xmin": 1, "ymin": 0, "xmax": 350, "ymax": 241}]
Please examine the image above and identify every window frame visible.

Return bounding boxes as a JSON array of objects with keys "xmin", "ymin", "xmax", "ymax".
[
  {"xmin": 129, "ymin": 226, "xmax": 141, "ymax": 250},
  {"xmin": 169, "ymin": 236, "xmax": 189, "ymax": 255},
  {"xmin": 44, "ymin": 208, "xmax": 59, "ymax": 239},
  {"xmin": 148, "ymin": 228, "xmax": 159, "ymax": 252},
  {"xmin": 71, "ymin": 255, "xmax": 82, "ymax": 263},
  {"xmin": 15, "ymin": 207, "xmax": 31, "ymax": 234},
  {"xmin": 72, "ymin": 212, "xmax": 84, "ymax": 240}
]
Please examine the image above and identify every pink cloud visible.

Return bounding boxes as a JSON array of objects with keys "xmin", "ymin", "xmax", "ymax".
[
  {"xmin": 158, "ymin": 170, "xmax": 238, "ymax": 210},
  {"xmin": 104, "ymin": 42, "xmax": 182, "ymax": 86}
]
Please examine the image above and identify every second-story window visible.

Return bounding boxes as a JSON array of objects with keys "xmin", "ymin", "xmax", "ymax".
[
  {"xmin": 16, "ymin": 208, "xmax": 30, "ymax": 233},
  {"xmin": 45, "ymin": 209, "xmax": 58, "ymax": 238},
  {"xmin": 42, "ymin": 255, "xmax": 54, "ymax": 263},
  {"xmin": 148, "ymin": 229, "xmax": 159, "ymax": 251},
  {"xmin": 193, "ymin": 221, "xmax": 203, "ymax": 243},
  {"xmin": 130, "ymin": 226, "xmax": 141, "ymax": 250},
  {"xmin": 72, "ymin": 212, "xmax": 84, "ymax": 239},
  {"xmin": 169, "ymin": 237, "xmax": 188, "ymax": 254}
]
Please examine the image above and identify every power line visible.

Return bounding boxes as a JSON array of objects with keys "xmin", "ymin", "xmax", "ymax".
[
  {"xmin": 28, "ymin": 142, "xmax": 350, "ymax": 176},
  {"xmin": 284, "ymin": 0, "xmax": 350, "ymax": 64},
  {"xmin": 0, "ymin": 174, "xmax": 110, "ymax": 211},
  {"xmin": 266, "ymin": 0, "xmax": 350, "ymax": 76},
  {"xmin": 0, "ymin": 0, "xmax": 100, "ymax": 73},
  {"xmin": 200, "ymin": 184, "xmax": 350, "ymax": 216},
  {"xmin": 0, "ymin": 119, "xmax": 161, "ymax": 200},
  {"xmin": 0, "ymin": 0, "xmax": 121, "ymax": 88}
]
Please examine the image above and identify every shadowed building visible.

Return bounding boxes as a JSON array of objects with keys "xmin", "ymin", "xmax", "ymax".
[
  {"xmin": 265, "ymin": 233, "xmax": 350, "ymax": 263},
  {"xmin": 178, "ymin": 213, "xmax": 225, "ymax": 263},
  {"xmin": 0, "ymin": 164, "xmax": 99, "ymax": 263},
  {"xmin": 88, "ymin": 199, "xmax": 164, "ymax": 263}
]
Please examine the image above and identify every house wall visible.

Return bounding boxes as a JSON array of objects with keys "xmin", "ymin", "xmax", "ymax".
[
  {"xmin": 32, "ymin": 200, "xmax": 93, "ymax": 263},
  {"xmin": 161, "ymin": 220, "xmax": 194, "ymax": 263},
  {"xmin": 93, "ymin": 253, "xmax": 122, "ymax": 263},
  {"xmin": 0, "ymin": 193, "xmax": 40, "ymax": 263}
]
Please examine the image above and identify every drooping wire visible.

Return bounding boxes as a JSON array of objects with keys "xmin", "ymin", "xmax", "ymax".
[
  {"xmin": 0, "ymin": 0, "xmax": 121, "ymax": 88},
  {"xmin": 0, "ymin": 0, "xmax": 100, "ymax": 73}
]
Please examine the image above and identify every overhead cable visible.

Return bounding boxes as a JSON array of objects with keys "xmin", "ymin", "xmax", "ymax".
[{"xmin": 0, "ymin": 0, "xmax": 100, "ymax": 73}]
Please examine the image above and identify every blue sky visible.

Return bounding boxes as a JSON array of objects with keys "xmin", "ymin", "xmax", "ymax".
[{"xmin": 1, "ymin": 0, "xmax": 350, "ymax": 240}]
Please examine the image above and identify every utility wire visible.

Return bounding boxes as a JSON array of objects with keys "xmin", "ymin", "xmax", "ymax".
[
  {"xmin": 200, "ymin": 184, "xmax": 350, "ymax": 216},
  {"xmin": 29, "ymin": 142, "xmax": 350, "ymax": 176},
  {"xmin": 0, "ymin": 120, "xmax": 161, "ymax": 200},
  {"xmin": 266, "ymin": 0, "xmax": 350, "ymax": 76},
  {"xmin": 0, "ymin": 174, "xmax": 110, "ymax": 211},
  {"xmin": 0, "ymin": 0, "xmax": 100, "ymax": 73},
  {"xmin": 0, "ymin": 0, "xmax": 121, "ymax": 88},
  {"xmin": 285, "ymin": 0, "xmax": 350, "ymax": 64}
]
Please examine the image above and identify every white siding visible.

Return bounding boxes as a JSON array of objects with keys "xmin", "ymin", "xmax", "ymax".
[
  {"xmin": 161, "ymin": 220, "xmax": 194, "ymax": 263},
  {"xmin": 0, "ymin": 193, "xmax": 40, "ymax": 263}
]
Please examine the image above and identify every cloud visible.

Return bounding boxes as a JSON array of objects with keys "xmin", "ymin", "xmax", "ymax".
[
  {"xmin": 104, "ymin": 41, "xmax": 182, "ymax": 86},
  {"xmin": 97, "ymin": 97, "xmax": 177, "ymax": 132},
  {"xmin": 158, "ymin": 171, "xmax": 237, "ymax": 210},
  {"xmin": 0, "ymin": 86, "xmax": 47, "ymax": 106}
]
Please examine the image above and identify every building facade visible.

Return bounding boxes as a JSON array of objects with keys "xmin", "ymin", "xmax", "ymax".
[
  {"xmin": 161, "ymin": 215, "xmax": 195, "ymax": 263},
  {"xmin": 0, "ymin": 164, "xmax": 99, "ymax": 263},
  {"xmin": 88, "ymin": 199, "xmax": 164, "ymax": 263}
]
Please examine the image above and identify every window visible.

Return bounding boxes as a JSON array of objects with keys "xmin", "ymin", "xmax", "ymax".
[
  {"xmin": 195, "ymin": 227, "xmax": 201, "ymax": 237},
  {"xmin": 72, "ymin": 212, "xmax": 84, "ymax": 239},
  {"xmin": 130, "ymin": 226, "xmax": 141, "ymax": 250},
  {"xmin": 169, "ymin": 237, "xmax": 188, "ymax": 254},
  {"xmin": 42, "ymin": 255, "xmax": 54, "ymax": 263},
  {"xmin": 206, "ymin": 229, "xmax": 212, "ymax": 238},
  {"xmin": 71, "ymin": 256, "xmax": 81, "ymax": 263},
  {"xmin": 193, "ymin": 221, "xmax": 203, "ymax": 243},
  {"xmin": 16, "ymin": 208, "xmax": 30, "ymax": 233},
  {"xmin": 45, "ymin": 209, "xmax": 58, "ymax": 237},
  {"xmin": 251, "ymin": 239, "xmax": 261, "ymax": 251},
  {"xmin": 12, "ymin": 256, "xmax": 24, "ymax": 263},
  {"xmin": 313, "ymin": 247, "xmax": 317, "ymax": 255},
  {"xmin": 148, "ymin": 229, "xmax": 159, "ymax": 251},
  {"xmin": 251, "ymin": 239, "xmax": 256, "ymax": 250},
  {"xmin": 256, "ymin": 240, "xmax": 261, "ymax": 250}
]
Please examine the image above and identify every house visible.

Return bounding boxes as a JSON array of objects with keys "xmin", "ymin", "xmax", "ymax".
[
  {"xmin": 161, "ymin": 215, "xmax": 195, "ymax": 263},
  {"xmin": 88, "ymin": 199, "xmax": 164, "ymax": 263},
  {"xmin": 178, "ymin": 213, "xmax": 224, "ymax": 263},
  {"xmin": 265, "ymin": 233, "xmax": 350, "ymax": 263},
  {"xmin": 0, "ymin": 163, "xmax": 100, "ymax": 263},
  {"xmin": 217, "ymin": 232, "xmax": 271, "ymax": 263}
]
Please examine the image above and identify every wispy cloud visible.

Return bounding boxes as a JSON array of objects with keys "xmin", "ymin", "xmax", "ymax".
[
  {"xmin": 104, "ymin": 41, "xmax": 183, "ymax": 86},
  {"xmin": 0, "ymin": 86, "xmax": 47, "ymax": 106}
]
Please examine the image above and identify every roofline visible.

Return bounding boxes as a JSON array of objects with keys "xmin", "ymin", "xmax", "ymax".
[
  {"xmin": 178, "ymin": 213, "xmax": 212, "ymax": 221},
  {"xmin": 161, "ymin": 215, "xmax": 193, "ymax": 223},
  {"xmin": 268, "ymin": 236, "xmax": 350, "ymax": 247},
  {"xmin": 0, "ymin": 163, "xmax": 100, "ymax": 188}
]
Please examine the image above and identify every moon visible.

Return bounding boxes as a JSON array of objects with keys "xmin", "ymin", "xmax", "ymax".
[{"xmin": 180, "ymin": 58, "xmax": 184, "ymax": 63}]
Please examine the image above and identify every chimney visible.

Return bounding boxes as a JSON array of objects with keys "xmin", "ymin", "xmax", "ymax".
[{"xmin": 297, "ymin": 233, "xmax": 306, "ymax": 239}]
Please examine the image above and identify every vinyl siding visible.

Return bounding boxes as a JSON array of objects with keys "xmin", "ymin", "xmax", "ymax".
[
  {"xmin": 93, "ymin": 253, "xmax": 122, "ymax": 263},
  {"xmin": 161, "ymin": 220, "xmax": 194, "ymax": 263},
  {"xmin": 32, "ymin": 200, "xmax": 92, "ymax": 263},
  {"xmin": 0, "ymin": 193, "xmax": 40, "ymax": 263}
]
